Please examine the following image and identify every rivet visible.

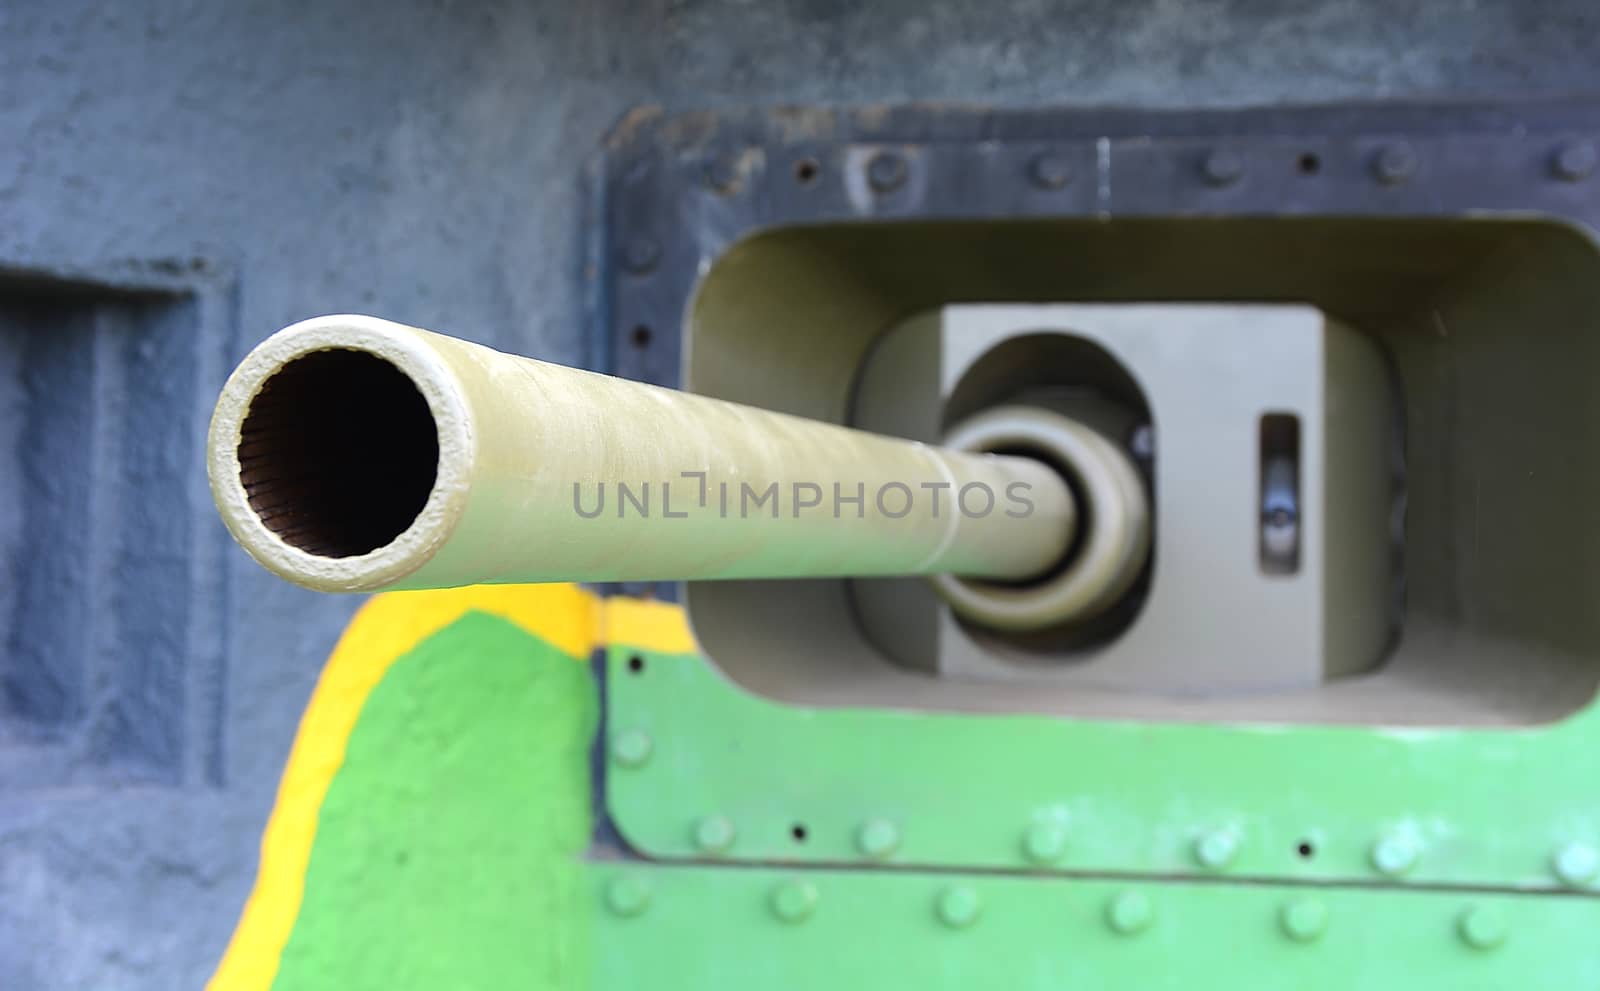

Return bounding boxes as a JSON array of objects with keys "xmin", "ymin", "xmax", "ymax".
[
  {"xmin": 770, "ymin": 880, "xmax": 819, "ymax": 923},
  {"xmin": 1105, "ymin": 890, "xmax": 1154, "ymax": 936},
  {"xmin": 620, "ymin": 237, "xmax": 660, "ymax": 274},
  {"xmin": 857, "ymin": 818, "xmax": 900, "ymax": 859},
  {"xmin": 1201, "ymin": 150, "xmax": 1243, "ymax": 187},
  {"xmin": 1371, "ymin": 833, "xmax": 1420, "ymax": 877},
  {"xmin": 1373, "ymin": 143, "xmax": 1416, "ymax": 185},
  {"xmin": 936, "ymin": 885, "xmax": 982, "ymax": 929},
  {"xmin": 694, "ymin": 814, "xmax": 736, "ymax": 854},
  {"xmin": 866, "ymin": 151, "xmax": 908, "ymax": 193},
  {"xmin": 1279, "ymin": 897, "xmax": 1328, "ymax": 942},
  {"xmin": 1553, "ymin": 140, "xmax": 1597, "ymax": 182},
  {"xmin": 1028, "ymin": 152, "xmax": 1073, "ymax": 190},
  {"xmin": 609, "ymin": 729, "xmax": 652, "ymax": 768},
  {"xmin": 1022, "ymin": 821, "xmax": 1068, "ymax": 864},
  {"xmin": 604, "ymin": 875, "xmax": 651, "ymax": 917},
  {"xmin": 703, "ymin": 152, "xmax": 740, "ymax": 194},
  {"xmin": 1194, "ymin": 829, "xmax": 1239, "ymax": 870},
  {"xmin": 1457, "ymin": 906, "xmax": 1507, "ymax": 951},
  {"xmin": 1553, "ymin": 842, "xmax": 1598, "ymax": 887}
]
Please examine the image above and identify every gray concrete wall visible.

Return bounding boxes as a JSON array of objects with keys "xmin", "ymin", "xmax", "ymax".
[{"xmin": 1, "ymin": 0, "xmax": 1596, "ymax": 986}]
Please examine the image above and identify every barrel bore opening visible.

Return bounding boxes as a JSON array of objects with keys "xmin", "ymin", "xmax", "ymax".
[{"xmin": 237, "ymin": 349, "xmax": 438, "ymax": 558}]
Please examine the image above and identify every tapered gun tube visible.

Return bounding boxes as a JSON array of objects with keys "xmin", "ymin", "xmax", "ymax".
[{"xmin": 207, "ymin": 315, "xmax": 1077, "ymax": 593}]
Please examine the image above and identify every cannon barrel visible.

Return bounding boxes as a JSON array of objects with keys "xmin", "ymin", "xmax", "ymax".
[{"xmin": 207, "ymin": 315, "xmax": 1096, "ymax": 598}]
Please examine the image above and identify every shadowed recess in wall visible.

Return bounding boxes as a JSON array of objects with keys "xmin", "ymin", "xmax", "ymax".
[{"xmin": 0, "ymin": 279, "xmax": 219, "ymax": 787}]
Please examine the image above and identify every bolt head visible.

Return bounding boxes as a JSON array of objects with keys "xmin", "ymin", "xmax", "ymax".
[
  {"xmin": 770, "ymin": 880, "xmax": 818, "ymax": 923},
  {"xmin": 1028, "ymin": 152, "xmax": 1072, "ymax": 190},
  {"xmin": 1105, "ymin": 890, "xmax": 1154, "ymax": 935},
  {"xmin": 1373, "ymin": 144, "xmax": 1416, "ymax": 185},
  {"xmin": 694, "ymin": 814, "xmax": 736, "ymax": 854},
  {"xmin": 936, "ymin": 885, "xmax": 982, "ymax": 929},
  {"xmin": 1457, "ymin": 906, "xmax": 1507, "ymax": 950},
  {"xmin": 1022, "ymin": 821, "xmax": 1068, "ymax": 864},
  {"xmin": 1280, "ymin": 898, "xmax": 1328, "ymax": 942},
  {"xmin": 857, "ymin": 818, "xmax": 900, "ymax": 859},
  {"xmin": 1202, "ymin": 150, "xmax": 1243, "ymax": 186},
  {"xmin": 866, "ymin": 151, "xmax": 908, "ymax": 193},
  {"xmin": 1553, "ymin": 842, "xmax": 1598, "ymax": 886},
  {"xmin": 604, "ymin": 875, "xmax": 651, "ymax": 917},
  {"xmin": 610, "ymin": 729, "xmax": 652, "ymax": 768},
  {"xmin": 1194, "ymin": 829, "xmax": 1239, "ymax": 869},
  {"xmin": 1554, "ymin": 140, "xmax": 1597, "ymax": 181},
  {"xmin": 1371, "ymin": 834, "xmax": 1420, "ymax": 877},
  {"xmin": 621, "ymin": 237, "xmax": 660, "ymax": 274}
]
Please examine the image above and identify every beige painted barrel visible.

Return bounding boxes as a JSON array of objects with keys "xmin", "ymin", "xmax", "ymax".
[{"xmin": 207, "ymin": 315, "xmax": 1077, "ymax": 593}]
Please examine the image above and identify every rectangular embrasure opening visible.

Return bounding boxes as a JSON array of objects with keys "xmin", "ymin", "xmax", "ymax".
[{"xmin": 680, "ymin": 216, "xmax": 1600, "ymax": 727}]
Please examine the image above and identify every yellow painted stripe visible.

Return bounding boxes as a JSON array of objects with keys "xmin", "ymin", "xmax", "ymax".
[
  {"xmin": 207, "ymin": 583, "xmax": 698, "ymax": 990},
  {"xmin": 207, "ymin": 583, "xmax": 600, "ymax": 991},
  {"xmin": 600, "ymin": 594, "xmax": 698, "ymax": 655}
]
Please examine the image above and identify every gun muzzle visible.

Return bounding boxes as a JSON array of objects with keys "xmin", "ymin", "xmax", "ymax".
[{"xmin": 207, "ymin": 315, "xmax": 1087, "ymax": 598}]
